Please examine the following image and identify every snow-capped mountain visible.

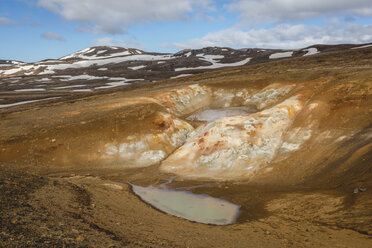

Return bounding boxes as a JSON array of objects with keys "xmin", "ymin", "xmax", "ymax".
[{"xmin": 0, "ymin": 43, "xmax": 370, "ymax": 109}]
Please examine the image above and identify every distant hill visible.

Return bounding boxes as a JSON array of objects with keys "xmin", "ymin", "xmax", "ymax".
[{"xmin": 0, "ymin": 43, "xmax": 371, "ymax": 109}]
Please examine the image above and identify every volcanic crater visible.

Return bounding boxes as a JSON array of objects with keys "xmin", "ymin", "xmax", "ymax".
[{"xmin": 0, "ymin": 44, "xmax": 371, "ymax": 247}]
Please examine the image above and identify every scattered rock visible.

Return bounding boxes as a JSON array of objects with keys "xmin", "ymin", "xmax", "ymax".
[{"xmin": 353, "ymin": 187, "xmax": 367, "ymax": 194}]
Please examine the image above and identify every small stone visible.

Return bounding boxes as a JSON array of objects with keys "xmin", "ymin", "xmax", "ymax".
[
  {"xmin": 359, "ymin": 187, "xmax": 367, "ymax": 192},
  {"xmin": 353, "ymin": 188, "xmax": 359, "ymax": 194}
]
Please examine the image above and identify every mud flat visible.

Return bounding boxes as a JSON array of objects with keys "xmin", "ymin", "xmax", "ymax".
[{"xmin": 1, "ymin": 46, "xmax": 372, "ymax": 247}]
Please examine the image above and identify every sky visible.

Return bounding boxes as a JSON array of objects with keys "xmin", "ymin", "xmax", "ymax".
[{"xmin": 1, "ymin": 0, "xmax": 372, "ymax": 62}]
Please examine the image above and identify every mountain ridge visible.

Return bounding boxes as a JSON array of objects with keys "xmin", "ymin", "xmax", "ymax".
[
  {"xmin": 0, "ymin": 42, "xmax": 371, "ymax": 110},
  {"xmin": 2, "ymin": 42, "xmax": 370, "ymax": 65}
]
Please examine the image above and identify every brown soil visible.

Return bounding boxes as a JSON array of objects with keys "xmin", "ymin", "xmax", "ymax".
[
  {"xmin": 1, "ymin": 166, "xmax": 371, "ymax": 247},
  {"xmin": 1, "ymin": 46, "xmax": 372, "ymax": 247}
]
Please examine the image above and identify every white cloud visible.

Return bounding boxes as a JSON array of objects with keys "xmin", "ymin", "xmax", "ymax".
[
  {"xmin": 37, "ymin": 0, "xmax": 213, "ymax": 34},
  {"xmin": 225, "ymin": 0, "xmax": 372, "ymax": 26},
  {"xmin": 195, "ymin": 13, "xmax": 215, "ymax": 22},
  {"xmin": 325, "ymin": 17, "xmax": 340, "ymax": 25},
  {"xmin": 93, "ymin": 37, "xmax": 116, "ymax": 46},
  {"xmin": 41, "ymin": 32, "xmax": 65, "ymax": 41},
  {"xmin": 0, "ymin": 17, "xmax": 18, "ymax": 25},
  {"xmin": 344, "ymin": 16, "xmax": 356, "ymax": 23},
  {"xmin": 173, "ymin": 24, "xmax": 372, "ymax": 49}
]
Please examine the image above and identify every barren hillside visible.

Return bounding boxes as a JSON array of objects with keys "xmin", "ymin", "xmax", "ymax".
[{"xmin": 0, "ymin": 45, "xmax": 371, "ymax": 247}]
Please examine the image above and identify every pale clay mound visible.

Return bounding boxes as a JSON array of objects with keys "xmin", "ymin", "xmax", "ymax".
[{"xmin": 161, "ymin": 95, "xmax": 305, "ymax": 179}]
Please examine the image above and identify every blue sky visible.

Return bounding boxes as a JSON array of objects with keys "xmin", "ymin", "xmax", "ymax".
[{"xmin": 1, "ymin": 0, "xmax": 372, "ymax": 62}]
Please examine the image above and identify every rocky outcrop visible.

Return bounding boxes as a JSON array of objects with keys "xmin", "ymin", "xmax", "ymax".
[{"xmin": 103, "ymin": 112, "xmax": 194, "ymax": 167}]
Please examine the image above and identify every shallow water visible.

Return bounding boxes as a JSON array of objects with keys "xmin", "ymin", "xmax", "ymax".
[
  {"xmin": 131, "ymin": 185, "xmax": 240, "ymax": 225},
  {"xmin": 186, "ymin": 106, "xmax": 257, "ymax": 122}
]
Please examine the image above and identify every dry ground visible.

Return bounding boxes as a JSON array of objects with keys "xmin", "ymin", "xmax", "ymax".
[{"xmin": 1, "ymin": 47, "xmax": 371, "ymax": 247}]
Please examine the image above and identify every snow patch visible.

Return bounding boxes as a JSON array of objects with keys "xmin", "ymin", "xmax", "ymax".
[
  {"xmin": 175, "ymin": 57, "xmax": 251, "ymax": 71},
  {"xmin": 59, "ymin": 75, "xmax": 107, "ymax": 81},
  {"xmin": 269, "ymin": 51, "xmax": 293, "ymax": 59},
  {"xmin": 96, "ymin": 50, "xmax": 107, "ymax": 55},
  {"xmin": 302, "ymin": 48, "xmax": 319, "ymax": 56},
  {"xmin": 170, "ymin": 74, "xmax": 192, "ymax": 79},
  {"xmin": 108, "ymin": 77, "xmax": 129, "ymax": 81},
  {"xmin": 35, "ymin": 78, "xmax": 50, "ymax": 82},
  {"xmin": 129, "ymin": 65, "xmax": 146, "ymax": 70},
  {"xmin": 95, "ymin": 81, "xmax": 130, "ymax": 89},
  {"xmin": 199, "ymin": 54, "xmax": 224, "ymax": 61},
  {"xmin": 351, "ymin": 44, "xmax": 372, "ymax": 49},
  {"xmin": 53, "ymin": 85, "xmax": 87, "ymax": 89},
  {"xmin": 0, "ymin": 97, "xmax": 60, "ymax": 108},
  {"xmin": 72, "ymin": 89, "xmax": 92, "ymax": 92},
  {"xmin": 15, "ymin": 88, "xmax": 46, "ymax": 92}
]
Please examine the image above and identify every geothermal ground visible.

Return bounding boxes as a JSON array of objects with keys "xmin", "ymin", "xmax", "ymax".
[{"xmin": 1, "ymin": 45, "xmax": 372, "ymax": 247}]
